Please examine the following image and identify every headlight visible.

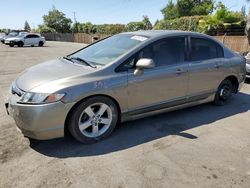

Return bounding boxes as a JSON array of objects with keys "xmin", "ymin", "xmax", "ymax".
[{"xmin": 18, "ymin": 92, "xmax": 65, "ymax": 104}]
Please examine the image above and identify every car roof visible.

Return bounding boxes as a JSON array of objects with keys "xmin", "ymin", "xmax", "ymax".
[
  {"xmin": 24, "ymin": 33, "xmax": 40, "ymax": 36},
  {"xmin": 123, "ymin": 30, "xmax": 209, "ymax": 38}
]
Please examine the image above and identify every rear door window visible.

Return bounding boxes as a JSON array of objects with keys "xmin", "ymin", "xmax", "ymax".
[
  {"xmin": 29, "ymin": 34, "xmax": 39, "ymax": 38},
  {"xmin": 190, "ymin": 37, "xmax": 224, "ymax": 61}
]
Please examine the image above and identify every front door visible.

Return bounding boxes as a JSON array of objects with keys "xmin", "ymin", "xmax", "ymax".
[
  {"xmin": 127, "ymin": 37, "xmax": 189, "ymax": 113},
  {"xmin": 24, "ymin": 34, "xmax": 32, "ymax": 45}
]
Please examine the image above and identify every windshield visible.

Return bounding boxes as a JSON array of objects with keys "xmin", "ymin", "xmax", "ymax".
[
  {"xmin": 7, "ymin": 32, "xmax": 18, "ymax": 37},
  {"xmin": 70, "ymin": 34, "xmax": 148, "ymax": 66},
  {"xmin": 18, "ymin": 33, "xmax": 27, "ymax": 37}
]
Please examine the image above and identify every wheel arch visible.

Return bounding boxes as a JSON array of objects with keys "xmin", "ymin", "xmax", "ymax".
[
  {"xmin": 224, "ymin": 75, "xmax": 239, "ymax": 93},
  {"xmin": 64, "ymin": 94, "xmax": 121, "ymax": 136}
]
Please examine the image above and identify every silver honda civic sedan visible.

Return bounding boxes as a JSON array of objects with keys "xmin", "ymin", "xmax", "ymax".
[{"xmin": 5, "ymin": 30, "xmax": 246, "ymax": 143}]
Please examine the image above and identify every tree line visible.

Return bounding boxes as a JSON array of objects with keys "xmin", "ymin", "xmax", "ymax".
[
  {"xmin": 0, "ymin": 1, "xmax": 247, "ymax": 36},
  {"xmin": 36, "ymin": 7, "xmax": 153, "ymax": 34}
]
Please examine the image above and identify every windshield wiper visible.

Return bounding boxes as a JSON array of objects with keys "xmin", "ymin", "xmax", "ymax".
[
  {"xmin": 63, "ymin": 56, "xmax": 74, "ymax": 63},
  {"xmin": 71, "ymin": 57, "xmax": 97, "ymax": 68}
]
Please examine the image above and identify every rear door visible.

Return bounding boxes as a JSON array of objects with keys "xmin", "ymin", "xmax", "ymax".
[
  {"xmin": 187, "ymin": 36, "xmax": 225, "ymax": 98},
  {"xmin": 31, "ymin": 34, "xmax": 40, "ymax": 45},
  {"xmin": 126, "ymin": 36, "xmax": 189, "ymax": 112}
]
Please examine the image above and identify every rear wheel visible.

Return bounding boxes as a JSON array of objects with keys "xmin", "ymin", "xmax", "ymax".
[
  {"xmin": 68, "ymin": 96, "xmax": 118, "ymax": 143},
  {"xmin": 214, "ymin": 79, "xmax": 233, "ymax": 106},
  {"xmin": 38, "ymin": 41, "xmax": 44, "ymax": 47},
  {"xmin": 9, "ymin": 43, "xmax": 14, "ymax": 47}
]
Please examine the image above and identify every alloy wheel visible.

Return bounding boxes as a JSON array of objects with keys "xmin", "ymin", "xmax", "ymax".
[
  {"xmin": 219, "ymin": 84, "xmax": 232, "ymax": 101},
  {"xmin": 78, "ymin": 103, "xmax": 112, "ymax": 138}
]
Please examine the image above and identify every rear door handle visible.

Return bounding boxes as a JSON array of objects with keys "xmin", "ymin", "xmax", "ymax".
[
  {"xmin": 215, "ymin": 63, "xmax": 223, "ymax": 68},
  {"xmin": 176, "ymin": 68, "xmax": 188, "ymax": 74}
]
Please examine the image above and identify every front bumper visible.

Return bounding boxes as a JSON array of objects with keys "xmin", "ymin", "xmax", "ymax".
[
  {"xmin": 246, "ymin": 63, "xmax": 250, "ymax": 78},
  {"xmin": 5, "ymin": 93, "xmax": 75, "ymax": 140},
  {"xmin": 4, "ymin": 40, "xmax": 11, "ymax": 45},
  {"xmin": 5, "ymin": 40, "xmax": 17, "ymax": 45}
]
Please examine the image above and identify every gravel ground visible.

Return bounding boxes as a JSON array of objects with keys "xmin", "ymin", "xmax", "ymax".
[{"xmin": 0, "ymin": 41, "xmax": 250, "ymax": 188}]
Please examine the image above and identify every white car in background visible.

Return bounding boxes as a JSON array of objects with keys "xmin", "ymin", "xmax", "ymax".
[
  {"xmin": 0, "ymin": 33, "xmax": 6, "ymax": 43},
  {"xmin": 4, "ymin": 32, "xmax": 28, "ymax": 45},
  {"xmin": 5, "ymin": 33, "xmax": 46, "ymax": 47}
]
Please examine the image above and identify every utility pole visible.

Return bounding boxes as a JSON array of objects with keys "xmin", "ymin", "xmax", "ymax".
[
  {"xmin": 73, "ymin": 11, "xmax": 77, "ymax": 23},
  {"xmin": 72, "ymin": 11, "xmax": 78, "ymax": 33}
]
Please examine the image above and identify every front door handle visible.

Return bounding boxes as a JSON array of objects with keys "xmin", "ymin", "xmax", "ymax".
[{"xmin": 176, "ymin": 68, "xmax": 187, "ymax": 75}]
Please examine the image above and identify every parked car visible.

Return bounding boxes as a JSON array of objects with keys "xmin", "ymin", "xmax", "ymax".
[
  {"xmin": 1, "ymin": 31, "xmax": 19, "ymax": 44},
  {"xmin": 5, "ymin": 33, "xmax": 45, "ymax": 47},
  {"xmin": 245, "ymin": 53, "xmax": 250, "ymax": 79},
  {"xmin": 5, "ymin": 30, "xmax": 246, "ymax": 143},
  {"xmin": 4, "ymin": 32, "xmax": 28, "ymax": 45},
  {"xmin": 1, "ymin": 30, "xmax": 28, "ymax": 44},
  {"xmin": 0, "ymin": 33, "xmax": 6, "ymax": 43}
]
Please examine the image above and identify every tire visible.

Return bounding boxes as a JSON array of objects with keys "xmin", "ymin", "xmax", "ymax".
[
  {"xmin": 18, "ymin": 41, "xmax": 24, "ymax": 47},
  {"xmin": 214, "ymin": 79, "xmax": 233, "ymax": 106},
  {"xmin": 9, "ymin": 43, "xmax": 14, "ymax": 47},
  {"xmin": 38, "ymin": 41, "xmax": 44, "ymax": 47},
  {"xmin": 68, "ymin": 96, "xmax": 119, "ymax": 143}
]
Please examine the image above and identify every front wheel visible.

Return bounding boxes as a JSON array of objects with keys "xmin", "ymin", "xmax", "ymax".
[
  {"xmin": 18, "ymin": 41, "xmax": 24, "ymax": 47},
  {"xmin": 68, "ymin": 96, "xmax": 119, "ymax": 143},
  {"xmin": 38, "ymin": 41, "xmax": 44, "ymax": 47},
  {"xmin": 214, "ymin": 79, "xmax": 233, "ymax": 106}
]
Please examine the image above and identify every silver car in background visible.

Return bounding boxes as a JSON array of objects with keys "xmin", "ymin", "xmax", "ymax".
[
  {"xmin": 5, "ymin": 30, "xmax": 246, "ymax": 143},
  {"xmin": 5, "ymin": 33, "xmax": 45, "ymax": 47}
]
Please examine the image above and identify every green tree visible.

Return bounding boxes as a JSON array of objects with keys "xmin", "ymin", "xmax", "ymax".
[
  {"xmin": 79, "ymin": 22, "xmax": 95, "ymax": 33},
  {"xmin": 154, "ymin": 19, "xmax": 160, "ymax": 27},
  {"xmin": 161, "ymin": 0, "xmax": 179, "ymax": 20},
  {"xmin": 38, "ymin": 25, "xmax": 56, "ymax": 33},
  {"xmin": 161, "ymin": 0, "xmax": 214, "ymax": 20},
  {"xmin": 142, "ymin": 16, "xmax": 153, "ymax": 30},
  {"xmin": 42, "ymin": 7, "xmax": 72, "ymax": 33},
  {"xmin": 177, "ymin": 0, "xmax": 214, "ymax": 17},
  {"xmin": 126, "ymin": 22, "xmax": 145, "ymax": 31},
  {"xmin": 212, "ymin": 2, "xmax": 243, "ymax": 23},
  {"xmin": 191, "ymin": 0, "xmax": 214, "ymax": 15},
  {"xmin": 72, "ymin": 22, "xmax": 80, "ymax": 33},
  {"xmin": 0, "ymin": 28, "xmax": 8, "ymax": 33},
  {"xmin": 95, "ymin": 24, "xmax": 125, "ymax": 35},
  {"xmin": 24, "ymin": 21, "xmax": 31, "ymax": 31}
]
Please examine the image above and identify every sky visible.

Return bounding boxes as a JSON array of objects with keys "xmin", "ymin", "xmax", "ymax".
[{"xmin": 0, "ymin": 0, "xmax": 248, "ymax": 30}]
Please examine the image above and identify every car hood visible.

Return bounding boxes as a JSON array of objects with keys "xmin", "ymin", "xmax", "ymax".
[
  {"xmin": 5, "ymin": 37, "xmax": 20, "ymax": 41},
  {"xmin": 16, "ymin": 59, "xmax": 95, "ymax": 91}
]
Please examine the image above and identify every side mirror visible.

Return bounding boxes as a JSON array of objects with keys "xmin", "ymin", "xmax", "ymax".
[{"xmin": 134, "ymin": 58, "xmax": 155, "ymax": 76}]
